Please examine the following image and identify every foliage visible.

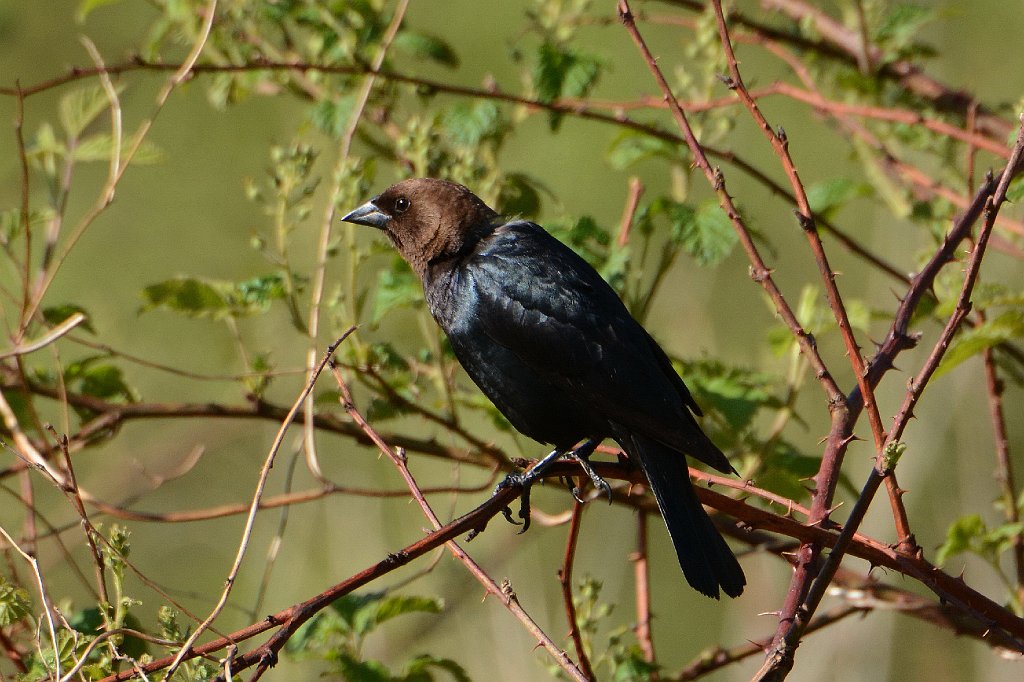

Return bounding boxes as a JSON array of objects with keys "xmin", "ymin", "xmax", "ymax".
[{"xmin": 0, "ymin": 0, "xmax": 1022, "ymax": 680}]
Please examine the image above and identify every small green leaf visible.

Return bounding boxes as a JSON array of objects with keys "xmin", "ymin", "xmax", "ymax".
[
  {"xmin": 442, "ymin": 101, "xmax": 504, "ymax": 147},
  {"xmin": 402, "ymin": 654, "xmax": 472, "ymax": 682},
  {"xmin": 0, "ymin": 577, "xmax": 31, "ymax": 626},
  {"xmin": 335, "ymin": 653, "xmax": 391, "ymax": 681},
  {"xmin": 80, "ymin": 364, "xmax": 133, "ymax": 401},
  {"xmin": 59, "ymin": 84, "xmax": 124, "ymax": 137},
  {"xmin": 77, "ymin": 0, "xmax": 127, "ymax": 22},
  {"xmin": 1007, "ymin": 175, "xmax": 1024, "ymax": 203},
  {"xmin": 310, "ymin": 96, "xmax": 356, "ymax": 138},
  {"xmin": 73, "ymin": 133, "xmax": 163, "ymax": 164},
  {"xmin": 936, "ymin": 310, "xmax": 1024, "ymax": 378},
  {"xmin": 755, "ymin": 440, "xmax": 817, "ymax": 501},
  {"xmin": 533, "ymin": 42, "xmax": 603, "ymax": 130},
  {"xmin": 373, "ymin": 259, "xmax": 423, "ymax": 323},
  {"xmin": 141, "ymin": 278, "xmax": 230, "ymax": 318},
  {"xmin": 936, "ymin": 514, "xmax": 986, "ymax": 566},
  {"xmin": 805, "ymin": 178, "xmax": 873, "ymax": 219},
  {"xmin": 653, "ymin": 198, "xmax": 736, "ymax": 266},
  {"xmin": 882, "ymin": 441, "xmax": 906, "ymax": 470},
  {"xmin": 685, "ymin": 360, "xmax": 779, "ymax": 431},
  {"xmin": 606, "ymin": 131, "xmax": 680, "ymax": 170},
  {"xmin": 141, "ymin": 275, "xmax": 286, "ymax": 319},
  {"xmin": 393, "ymin": 31, "xmax": 460, "ymax": 68},
  {"xmin": 64, "ymin": 356, "xmax": 136, "ymax": 403},
  {"xmin": 230, "ymin": 273, "xmax": 288, "ymax": 312},
  {"xmin": 875, "ymin": 4, "xmax": 937, "ymax": 56},
  {"xmin": 43, "ymin": 304, "xmax": 96, "ymax": 334},
  {"xmin": 350, "ymin": 593, "xmax": 443, "ymax": 638},
  {"xmin": 497, "ymin": 173, "xmax": 544, "ymax": 218}
]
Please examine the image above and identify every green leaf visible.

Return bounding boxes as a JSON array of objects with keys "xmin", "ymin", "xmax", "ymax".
[
  {"xmin": 442, "ymin": 101, "xmax": 504, "ymax": 147},
  {"xmin": 533, "ymin": 42, "xmax": 602, "ymax": 130},
  {"xmin": 373, "ymin": 259, "xmax": 423, "ymax": 323},
  {"xmin": 231, "ymin": 273, "xmax": 288, "ymax": 312},
  {"xmin": 64, "ymin": 356, "xmax": 136, "ymax": 403},
  {"xmin": 935, "ymin": 514, "xmax": 1024, "ymax": 567},
  {"xmin": 937, "ymin": 514, "xmax": 986, "ymax": 566},
  {"xmin": 606, "ymin": 131, "xmax": 680, "ymax": 170},
  {"xmin": 610, "ymin": 646, "xmax": 659, "ymax": 682},
  {"xmin": 310, "ymin": 96, "xmax": 356, "ymax": 138},
  {"xmin": 74, "ymin": 133, "xmax": 163, "ymax": 164},
  {"xmin": 350, "ymin": 593, "xmax": 443, "ymax": 638},
  {"xmin": 805, "ymin": 178, "xmax": 873, "ymax": 219},
  {"xmin": 402, "ymin": 654, "xmax": 472, "ymax": 682},
  {"xmin": 936, "ymin": 310, "xmax": 1024, "ymax": 378},
  {"xmin": 756, "ymin": 440, "xmax": 822, "ymax": 501},
  {"xmin": 77, "ymin": 0, "xmax": 128, "ymax": 22},
  {"xmin": 875, "ymin": 4, "xmax": 937, "ymax": 55},
  {"xmin": 393, "ymin": 31, "xmax": 460, "ymax": 68},
  {"xmin": 497, "ymin": 172, "xmax": 544, "ymax": 218},
  {"xmin": 685, "ymin": 360, "xmax": 780, "ymax": 431},
  {"xmin": 1007, "ymin": 175, "xmax": 1024, "ymax": 203},
  {"xmin": 59, "ymin": 84, "xmax": 124, "ymax": 137},
  {"xmin": 141, "ymin": 278, "xmax": 230, "ymax": 318},
  {"xmin": 0, "ymin": 577, "xmax": 31, "ymax": 626},
  {"xmin": 43, "ymin": 303, "xmax": 96, "ymax": 334},
  {"xmin": 335, "ymin": 653, "xmax": 392, "ymax": 682},
  {"xmin": 141, "ymin": 274, "xmax": 286, "ymax": 319},
  {"xmin": 653, "ymin": 198, "xmax": 736, "ymax": 266}
]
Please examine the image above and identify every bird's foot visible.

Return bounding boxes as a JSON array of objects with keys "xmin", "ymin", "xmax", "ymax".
[
  {"xmin": 570, "ymin": 453, "xmax": 613, "ymax": 503},
  {"xmin": 495, "ymin": 447, "xmax": 564, "ymax": 533},
  {"xmin": 568, "ymin": 438, "xmax": 613, "ymax": 504},
  {"xmin": 496, "ymin": 473, "xmax": 532, "ymax": 531}
]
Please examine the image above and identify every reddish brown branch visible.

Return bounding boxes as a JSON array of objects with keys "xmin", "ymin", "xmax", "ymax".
[
  {"xmin": 758, "ymin": 118, "xmax": 1024, "ymax": 679},
  {"xmin": 631, "ymin": 511, "xmax": 657, "ymax": 669},
  {"xmin": 97, "ymin": 483, "xmax": 525, "ymax": 682},
  {"xmin": 559, "ymin": 501, "xmax": 596, "ymax": 681},
  {"xmin": 983, "ymin": 348, "xmax": 1024, "ymax": 607},
  {"xmin": 326, "ymin": 364, "xmax": 589, "ymax": 682}
]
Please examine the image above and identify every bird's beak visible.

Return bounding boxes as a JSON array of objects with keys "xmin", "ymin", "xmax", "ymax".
[{"xmin": 340, "ymin": 200, "xmax": 390, "ymax": 229}]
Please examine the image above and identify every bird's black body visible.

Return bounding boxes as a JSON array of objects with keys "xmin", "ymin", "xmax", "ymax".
[{"xmin": 342, "ymin": 178, "xmax": 745, "ymax": 599}]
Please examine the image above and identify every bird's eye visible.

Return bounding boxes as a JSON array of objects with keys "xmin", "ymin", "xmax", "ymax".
[{"xmin": 394, "ymin": 197, "xmax": 410, "ymax": 214}]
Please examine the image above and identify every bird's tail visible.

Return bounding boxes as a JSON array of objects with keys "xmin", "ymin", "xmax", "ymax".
[{"xmin": 626, "ymin": 433, "xmax": 745, "ymax": 599}]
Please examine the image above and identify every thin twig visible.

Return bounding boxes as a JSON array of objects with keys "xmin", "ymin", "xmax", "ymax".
[
  {"xmin": 631, "ymin": 511, "xmax": 656, "ymax": 668},
  {"xmin": 559, "ymin": 501, "xmax": 596, "ymax": 680},
  {"xmin": 162, "ymin": 331, "xmax": 349, "ymax": 679},
  {"xmin": 983, "ymin": 348, "xmax": 1024, "ymax": 610},
  {"xmin": 327, "ymin": 363, "xmax": 589, "ymax": 682}
]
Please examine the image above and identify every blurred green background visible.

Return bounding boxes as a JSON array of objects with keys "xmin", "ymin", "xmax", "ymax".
[{"xmin": 1, "ymin": 1, "xmax": 1023, "ymax": 680}]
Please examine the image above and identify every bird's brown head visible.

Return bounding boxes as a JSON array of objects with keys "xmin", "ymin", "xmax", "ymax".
[{"xmin": 341, "ymin": 178, "xmax": 499, "ymax": 278}]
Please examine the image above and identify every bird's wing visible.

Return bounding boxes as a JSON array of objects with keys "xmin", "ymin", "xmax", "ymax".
[{"xmin": 458, "ymin": 222, "xmax": 729, "ymax": 471}]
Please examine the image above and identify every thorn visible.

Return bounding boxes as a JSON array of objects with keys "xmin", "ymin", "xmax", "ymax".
[
  {"xmin": 758, "ymin": 610, "xmax": 782, "ymax": 617},
  {"xmin": 777, "ymin": 126, "xmax": 787, "ymax": 142},
  {"xmin": 794, "ymin": 210, "xmax": 814, "ymax": 231}
]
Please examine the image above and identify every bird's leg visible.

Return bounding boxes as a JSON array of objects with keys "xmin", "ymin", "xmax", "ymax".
[
  {"xmin": 496, "ymin": 447, "xmax": 565, "ymax": 533},
  {"xmin": 567, "ymin": 438, "xmax": 613, "ymax": 503}
]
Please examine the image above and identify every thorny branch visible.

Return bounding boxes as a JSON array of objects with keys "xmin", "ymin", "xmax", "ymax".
[{"xmin": 3, "ymin": 2, "xmax": 1024, "ymax": 680}]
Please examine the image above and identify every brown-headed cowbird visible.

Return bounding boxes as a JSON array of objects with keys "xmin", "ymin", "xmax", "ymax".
[{"xmin": 342, "ymin": 178, "xmax": 745, "ymax": 599}]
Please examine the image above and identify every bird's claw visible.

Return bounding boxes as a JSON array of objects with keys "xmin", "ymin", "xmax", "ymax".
[
  {"xmin": 571, "ymin": 449, "xmax": 613, "ymax": 504},
  {"xmin": 495, "ymin": 472, "xmax": 534, "ymax": 533}
]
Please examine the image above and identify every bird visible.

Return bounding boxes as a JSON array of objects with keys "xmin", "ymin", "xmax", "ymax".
[{"xmin": 341, "ymin": 178, "xmax": 745, "ymax": 599}]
